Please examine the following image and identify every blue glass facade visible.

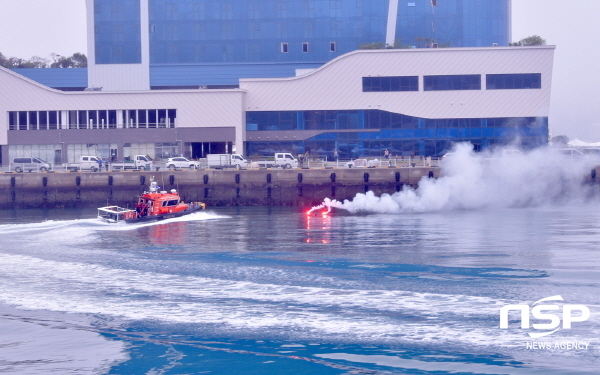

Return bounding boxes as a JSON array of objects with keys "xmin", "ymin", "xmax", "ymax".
[
  {"xmin": 148, "ymin": 0, "xmax": 388, "ymax": 64},
  {"xmin": 246, "ymin": 110, "xmax": 548, "ymax": 158},
  {"xmin": 94, "ymin": 0, "xmax": 142, "ymax": 64},
  {"xmin": 142, "ymin": 0, "xmax": 509, "ymax": 66},
  {"xmin": 93, "ymin": 0, "xmax": 511, "ymax": 85},
  {"xmin": 396, "ymin": 0, "xmax": 510, "ymax": 48}
]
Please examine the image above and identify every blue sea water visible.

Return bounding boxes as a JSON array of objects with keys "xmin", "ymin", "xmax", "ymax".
[{"xmin": 0, "ymin": 203, "xmax": 599, "ymax": 374}]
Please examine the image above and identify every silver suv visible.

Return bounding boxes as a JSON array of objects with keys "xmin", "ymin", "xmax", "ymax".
[
  {"xmin": 11, "ymin": 157, "xmax": 52, "ymax": 172},
  {"xmin": 165, "ymin": 157, "xmax": 200, "ymax": 170}
]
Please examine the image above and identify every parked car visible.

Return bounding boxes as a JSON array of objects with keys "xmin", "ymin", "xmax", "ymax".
[
  {"xmin": 552, "ymin": 148, "xmax": 585, "ymax": 158},
  {"xmin": 166, "ymin": 157, "xmax": 200, "ymax": 170},
  {"xmin": 501, "ymin": 149, "xmax": 524, "ymax": 157},
  {"xmin": 581, "ymin": 148, "xmax": 600, "ymax": 156},
  {"xmin": 111, "ymin": 155, "xmax": 154, "ymax": 171},
  {"xmin": 10, "ymin": 157, "xmax": 52, "ymax": 172},
  {"xmin": 346, "ymin": 158, "xmax": 368, "ymax": 168},
  {"xmin": 207, "ymin": 154, "xmax": 249, "ymax": 169},
  {"xmin": 580, "ymin": 148, "xmax": 600, "ymax": 161},
  {"xmin": 65, "ymin": 155, "xmax": 103, "ymax": 172}
]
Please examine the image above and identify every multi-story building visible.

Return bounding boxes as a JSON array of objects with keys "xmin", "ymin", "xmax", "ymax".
[
  {"xmin": 1, "ymin": 1, "xmax": 551, "ymax": 165},
  {"xmin": 1, "ymin": 45, "xmax": 554, "ymax": 164}
]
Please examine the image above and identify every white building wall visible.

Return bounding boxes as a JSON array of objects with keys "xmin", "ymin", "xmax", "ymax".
[
  {"xmin": 240, "ymin": 46, "xmax": 554, "ymax": 120},
  {"xmin": 85, "ymin": 0, "xmax": 151, "ymax": 91},
  {"xmin": 0, "ymin": 67, "xmax": 245, "ymax": 145}
]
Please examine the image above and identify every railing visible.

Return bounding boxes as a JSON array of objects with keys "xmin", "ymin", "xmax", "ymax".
[
  {"xmin": 9, "ymin": 122, "xmax": 176, "ymax": 131},
  {"xmin": 0, "ymin": 157, "xmax": 441, "ymax": 173}
]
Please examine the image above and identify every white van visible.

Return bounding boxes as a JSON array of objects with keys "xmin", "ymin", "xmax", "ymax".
[
  {"xmin": 10, "ymin": 157, "xmax": 52, "ymax": 172},
  {"xmin": 553, "ymin": 148, "xmax": 585, "ymax": 159},
  {"xmin": 207, "ymin": 154, "xmax": 248, "ymax": 169}
]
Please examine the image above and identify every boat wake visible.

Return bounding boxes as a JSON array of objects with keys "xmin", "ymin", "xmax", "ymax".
[
  {"xmin": 0, "ymin": 211, "xmax": 227, "ymax": 235},
  {"xmin": 94, "ymin": 211, "xmax": 227, "ymax": 231}
]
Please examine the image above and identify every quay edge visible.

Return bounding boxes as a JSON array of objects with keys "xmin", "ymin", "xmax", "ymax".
[
  {"xmin": 0, "ymin": 167, "xmax": 438, "ymax": 209},
  {"xmin": 2, "ymin": 166, "xmax": 598, "ymax": 210}
]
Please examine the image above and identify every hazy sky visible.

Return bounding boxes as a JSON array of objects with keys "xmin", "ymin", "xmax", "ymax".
[{"xmin": 0, "ymin": 0, "xmax": 599, "ymax": 141}]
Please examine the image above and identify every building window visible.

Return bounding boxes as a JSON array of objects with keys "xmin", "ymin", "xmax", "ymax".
[
  {"xmin": 363, "ymin": 76, "xmax": 419, "ymax": 92},
  {"xmin": 281, "ymin": 42, "xmax": 288, "ymax": 53},
  {"xmin": 245, "ymin": 111, "xmax": 548, "ymax": 157},
  {"xmin": 302, "ymin": 42, "xmax": 309, "ymax": 53},
  {"xmin": 7, "ymin": 109, "xmax": 177, "ymax": 130},
  {"xmin": 330, "ymin": 42, "xmax": 336, "ymax": 52},
  {"xmin": 486, "ymin": 73, "xmax": 541, "ymax": 90},
  {"xmin": 424, "ymin": 75, "xmax": 481, "ymax": 91}
]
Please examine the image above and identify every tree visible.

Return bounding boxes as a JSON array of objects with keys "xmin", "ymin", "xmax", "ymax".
[
  {"xmin": 28, "ymin": 56, "xmax": 51, "ymax": 68},
  {"xmin": 0, "ymin": 52, "xmax": 87, "ymax": 68},
  {"xmin": 358, "ymin": 42, "xmax": 386, "ymax": 50},
  {"xmin": 6, "ymin": 57, "xmax": 35, "ymax": 68},
  {"xmin": 70, "ymin": 52, "xmax": 87, "ymax": 68},
  {"xmin": 390, "ymin": 40, "xmax": 414, "ymax": 49},
  {"xmin": 359, "ymin": 38, "xmax": 444, "ymax": 50},
  {"xmin": 509, "ymin": 35, "xmax": 546, "ymax": 46}
]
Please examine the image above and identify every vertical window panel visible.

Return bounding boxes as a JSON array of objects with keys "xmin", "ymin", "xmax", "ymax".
[
  {"xmin": 49, "ymin": 111, "xmax": 58, "ymax": 129},
  {"xmin": 28, "ymin": 111, "xmax": 38, "ymax": 130},
  {"xmin": 99, "ymin": 110, "xmax": 108, "ymax": 128},
  {"xmin": 69, "ymin": 110, "xmax": 78, "ymax": 129},
  {"xmin": 39, "ymin": 111, "xmax": 48, "ymax": 130},
  {"xmin": 167, "ymin": 109, "xmax": 176, "ymax": 128},
  {"xmin": 128, "ymin": 110, "xmax": 137, "ymax": 128},
  {"xmin": 9, "ymin": 112, "xmax": 18, "ymax": 130}
]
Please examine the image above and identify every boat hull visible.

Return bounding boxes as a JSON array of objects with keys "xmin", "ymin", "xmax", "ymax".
[{"xmin": 123, "ymin": 205, "xmax": 205, "ymax": 223}]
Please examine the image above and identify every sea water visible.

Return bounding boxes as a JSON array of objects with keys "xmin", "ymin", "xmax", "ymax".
[
  {"xmin": 1, "ymin": 146, "xmax": 599, "ymax": 374},
  {"xmin": 0, "ymin": 204, "xmax": 599, "ymax": 374}
]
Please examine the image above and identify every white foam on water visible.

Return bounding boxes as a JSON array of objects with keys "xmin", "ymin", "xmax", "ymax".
[
  {"xmin": 94, "ymin": 210, "xmax": 228, "ymax": 231},
  {"xmin": 318, "ymin": 144, "xmax": 596, "ymax": 214},
  {"xmin": 0, "ymin": 218, "xmax": 100, "ymax": 235},
  {"xmin": 1, "ymin": 252, "xmax": 596, "ymax": 349},
  {"xmin": 0, "ymin": 211, "xmax": 226, "ymax": 237}
]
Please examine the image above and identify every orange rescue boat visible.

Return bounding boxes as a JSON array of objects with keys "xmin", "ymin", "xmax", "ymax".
[{"xmin": 97, "ymin": 177, "xmax": 205, "ymax": 223}]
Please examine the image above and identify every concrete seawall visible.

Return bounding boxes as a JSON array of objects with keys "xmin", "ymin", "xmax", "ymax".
[{"xmin": 0, "ymin": 167, "xmax": 440, "ymax": 209}]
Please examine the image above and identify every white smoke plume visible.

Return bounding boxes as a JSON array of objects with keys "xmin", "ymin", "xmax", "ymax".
[{"xmin": 312, "ymin": 143, "xmax": 598, "ymax": 214}]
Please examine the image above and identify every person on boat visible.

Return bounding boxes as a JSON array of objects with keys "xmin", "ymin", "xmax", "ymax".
[{"xmin": 136, "ymin": 201, "xmax": 149, "ymax": 217}]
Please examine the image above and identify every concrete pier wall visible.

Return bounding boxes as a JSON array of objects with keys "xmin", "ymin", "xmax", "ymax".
[{"xmin": 0, "ymin": 167, "xmax": 440, "ymax": 209}]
